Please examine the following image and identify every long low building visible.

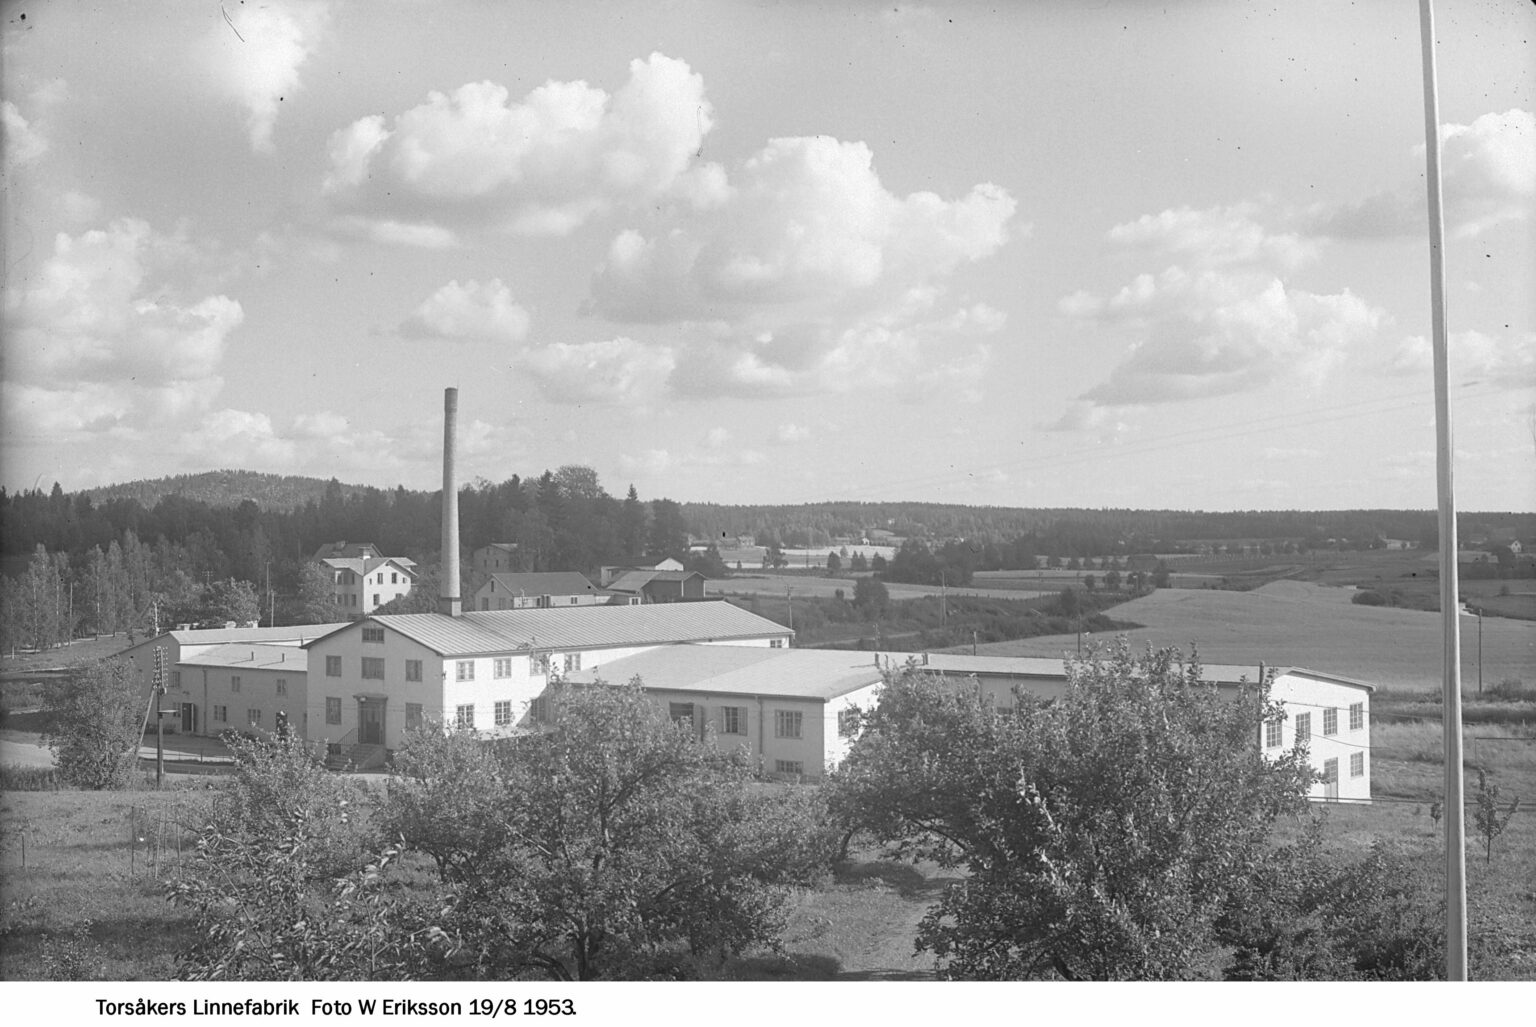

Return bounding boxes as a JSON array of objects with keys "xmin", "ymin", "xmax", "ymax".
[
  {"xmin": 300, "ymin": 601, "xmax": 795, "ymax": 761},
  {"xmin": 568, "ymin": 648, "xmax": 1373, "ymax": 798}
]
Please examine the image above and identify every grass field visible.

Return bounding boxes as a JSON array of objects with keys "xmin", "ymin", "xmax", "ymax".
[
  {"xmin": 961, "ymin": 581, "xmax": 1536, "ymax": 691},
  {"xmin": 4, "ymin": 711, "xmax": 1533, "ymax": 981}
]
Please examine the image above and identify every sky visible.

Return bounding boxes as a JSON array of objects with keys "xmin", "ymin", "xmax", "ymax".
[{"xmin": 1, "ymin": 0, "xmax": 1532, "ymax": 512}]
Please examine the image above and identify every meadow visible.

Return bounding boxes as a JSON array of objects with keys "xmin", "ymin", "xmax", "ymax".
[{"xmin": 964, "ymin": 580, "xmax": 1536, "ymax": 691}]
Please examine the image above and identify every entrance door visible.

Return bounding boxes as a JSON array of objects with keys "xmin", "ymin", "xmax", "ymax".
[
  {"xmin": 180, "ymin": 702, "xmax": 197, "ymax": 734},
  {"xmin": 359, "ymin": 699, "xmax": 384, "ymax": 745}
]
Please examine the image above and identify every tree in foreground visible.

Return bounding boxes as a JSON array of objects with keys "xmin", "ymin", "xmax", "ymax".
[
  {"xmin": 170, "ymin": 735, "xmax": 444, "ymax": 980},
  {"xmin": 382, "ymin": 680, "xmax": 835, "ymax": 980},
  {"xmin": 831, "ymin": 642, "xmax": 1313, "ymax": 980},
  {"xmin": 44, "ymin": 658, "xmax": 145, "ymax": 789}
]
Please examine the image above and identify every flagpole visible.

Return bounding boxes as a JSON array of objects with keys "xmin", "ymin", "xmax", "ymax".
[{"xmin": 1417, "ymin": 0, "xmax": 1467, "ymax": 982}]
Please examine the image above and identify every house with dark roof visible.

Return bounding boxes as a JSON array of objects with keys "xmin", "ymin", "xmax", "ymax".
[
  {"xmin": 605, "ymin": 569, "xmax": 707, "ymax": 603},
  {"xmin": 314, "ymin": 547, "xmax": 418, "ymax": 615},
  {"xmin": 471, "ymin": 571, "xmax": 618, "ymax": 611}
]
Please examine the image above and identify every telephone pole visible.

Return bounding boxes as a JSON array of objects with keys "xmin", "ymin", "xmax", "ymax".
[{"xmin": 1418, "ymin": 0, "xmax": 1467, "ymax": 981}]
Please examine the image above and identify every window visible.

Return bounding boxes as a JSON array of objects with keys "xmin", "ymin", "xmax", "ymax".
[
  {"xmin": 564, "ymin": 652, "xmax": 582, "ymax": 673},
  {"xmin": 326, "ymin": 655, "xmax": 341, "ymax": 677},
  {"xmin": 494, "ymin": 658, "xmax": 512, "ymax": 678},
  {"xmin": 1294, "ymin": 712, "xmax": 1310, "ymax": 744},
  {"xmin": 1350, "ymin": 752, "xmax": 1365, "ymax": 777},
  {"xmin": 372, "ymin": 593, "xmax": 379, "ymax": 607},
  {"xmin": 362, "ymin": 626, "xmax": 385, "ymax": 643},
  {"xmin": 455, "ymin": 704, "xmax": 475, "ymax": 730},
  {"xmin": 774, "ymin": 760, "xmax": 804, "ymax": 777},
  {"xmin": 570, "ymin": 597, "xmax": 578, "ymax": 605},
  {"xmin": 326, "ymin": 697, "xmax": 342, "ymax": 725},
  {"xmin": 405, "ymin": 703, "xmax": 423, "ymax": 731},
  {"xmin": 231, "ymin": 675, "xmax": 241, "ymax": 693},
  {"xmin": 531, "ymin": 654, "xmax": 550, "ymax": 675},
  {"xmin": 171, "ymin": 671, "xmax": 181, "ymax": 689},
  {"xmin": 838, "ymin": 708, "xmax": 859, "ymax": 738},
  {"xmin": 1265, "ymin": 718, "xmax": 1283, "ymax": 749},
  {"xmin": 350, "ymin": 594, "xmax": 357, "ymax": 607},
  {"xmin": 247, "ymin": 709, "xmax": 262, "ymax": 727},
  {"xmin": 495, "ymin": 700, "xmax": 512, "ymax": 727},
  {"xmin": 1323, "ymin": 707, "xmax": 1338, "ymax": 736},
  {"xmin": 391, "ymin": 573, "xmax": 398, "ymax": 584},
  {"xmin": 775, "ymin": 710, "xmax": 802, "ymax": 739},
  {"xmin": 362, "ymin": 657, "xmax": 385, "ymax": 680},
  {"xmin": 530, "ymin": 696, "xmax": 551, "ymax": 724},
  {"xmin": 276, "ymin": 677, "xmax": 287, "ymax": 696},
  {"xmin": 669, "ymin": 702, "xmax": 695, "ymax": 729},
  {"xmin": 721, "ymin": 706, "xmax": 745, "ymax": 736},
  {"xmin": 1322, "ymin": 757, "xmax": 1338, "ymax": 785},
  {"xmin": 213, "ymin": 704, "xmax": 227, "ymax": 723},
  {"xmin": 769, "ymin": 638, "xmax": 784, "ymax": 648},
  {"xmin": 1350, "ymin": 702, "xmax": 1364, "ymax": 731},
  {"xmin": 455, "ymin": 660, "xmax": 475, "ymax": 682},
  {"xmin": 405, "ymin": 660, "xmax": 422, "ymax": 683}
]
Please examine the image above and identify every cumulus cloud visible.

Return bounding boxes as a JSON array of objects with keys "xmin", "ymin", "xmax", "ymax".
[
  {"xmin": 206, "ymin": 1, "xmax": 329, "ymax": 153},
  {"xmin": 772, "ymin": 423, "xmax": 810, "ymax": 444},
  {"xmin": 1310, "ymin": 108, "xmax": 1533, "ymax": 239},
  {"xmin": 1385, "ymin": 329, "xmax": 1535, "ymax": 389},
  {"xmin": 1072, "ymin": 269, "xmax": 1383, "ymax": 405},
  {"xmin": 2, "ymin": 218, "xmax": 243, "ymax": 435},
  {"xmin": 592, "ymin": 135, "xmax": 1016, "ymax": 321},
  {"xmin": 515, "ymin": 337, "xmax": 677, "ymax": 405},
  {"xmin": 1, "ymin": 100, "xmax": 49, "ymax": 165},
  {"xmin": 323, "ymin": 53, "xmax": 713, "ymax": 238},
  {"xmin": 399, "ymin": 278, "xmax": 530, "ymax": 341},
  {"xmin": 1105, "ymin": 203, "xmax": 1317, "ymax": 270}
]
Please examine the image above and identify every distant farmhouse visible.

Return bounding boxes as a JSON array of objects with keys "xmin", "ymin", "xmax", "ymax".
[
  {"xmin": 471, "ymin": 571, "xmax": 617, "ymax": 611},
  {"xmin": 312, "ymin": 542, "xmax": 416, "ymax": 615},
  {"xmin": 605, "ymin": 569, "xmax": 707, "ymax": 604}
]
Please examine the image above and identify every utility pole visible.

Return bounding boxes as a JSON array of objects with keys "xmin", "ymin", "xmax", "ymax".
[
  {"xmin": 786, "ymin": 586, "xmax": 794, "ymax": 632},
  {"xmin": 1418, "ymin": 0, "xmax": 1467, "ymax": 981},
  {"xmin": 1477, "ymin": 606, "xmax": 1483, "ymax": 695},
  {"xmin": 152, "ymin": 646, "xmax": 167, "ymax": 788}
]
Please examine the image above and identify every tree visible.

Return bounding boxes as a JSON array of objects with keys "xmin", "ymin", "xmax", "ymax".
[
  {"xmin": 825, "ymin": 551, "xmax": 842, "ymax": 575},
  {"xmin": 832, "ymin": 643, "xmax": 1312, "ymax": 980},
  {"xmin": 1104, "ymin": 568, "xmax": 1122, "ymax": 592},
  {"xmin": 1472, "ymin": 768, "xmax": 1520, "ymax": 864},
  {"xmin": 201, "ymin": 578, "xmax": 261, "ymax": 625},
  {"xmin": 646, "ymin": 498, "xmax": 689, "ymax": 563},
  {"xmin": 170, "ymin": 735, "xmax": 445, "ymax": 980},
  {"xmin": 763, "ymin": 542, "xmax": 787, "ymax": 570},
  {"xmin": 685, "ymin": 543, "xmax": 729, "ymax": 579},
  {"xmin": 286, "ymin": 561, "xmax": 339, "ymax": 624},
  {"xmin": 1083, "ymin": 573, "xmax": 1097, "ymax": 593},
  {"xmin": 852, "ymin": 576, "xmax": 889, "ymax": 619},
  {"xmin": 850, "ymin": 551, "xmax": 868, "ymax": 573},
  {"xmin": 382, "ymin": 681, "xmax": 833, "ymax": 979},
  {"xmin": 44, "ymin": 658, "xmax": 145, "ymax": 789}
]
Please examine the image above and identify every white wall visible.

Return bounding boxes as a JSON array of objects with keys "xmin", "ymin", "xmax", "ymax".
[{"xmin": 1268, "ymin": 672, "xmax": 1372, "ymax": 801}]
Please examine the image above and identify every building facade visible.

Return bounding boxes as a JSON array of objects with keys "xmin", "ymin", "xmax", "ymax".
[{"xmin": 471, "ymin": 572, "xmax": 615, "ymax": 611}]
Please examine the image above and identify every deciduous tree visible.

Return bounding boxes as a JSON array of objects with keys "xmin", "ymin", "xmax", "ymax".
[
  {"xmin": 832, "ymin": 643, "xmax": 1312, "ymax": 980},
  {"xmin": 44, "ymin": 658, "xmax": 145, "ymax": 789}
]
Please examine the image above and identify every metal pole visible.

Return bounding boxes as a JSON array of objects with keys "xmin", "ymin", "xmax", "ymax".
[
  {"xmin": 1477, "ymin": 608, "xmax": 1482, "ymax": 695},
  {"xmin": 1418, "ymin": 0, "xmax": 1467, "ymax": 981}
]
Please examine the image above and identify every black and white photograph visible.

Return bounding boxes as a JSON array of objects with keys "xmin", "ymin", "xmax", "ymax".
[{"xmin": 1, "ymin": 0, "xmax": 1533, "ymax": 1000}]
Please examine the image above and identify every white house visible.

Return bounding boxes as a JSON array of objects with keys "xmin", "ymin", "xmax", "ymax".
[
  {"xmin": 880, "ymin": 653, "xmax": 1372, "ymax": 802},
  {"xmin": 116, "ymin": 623, "xmax": 350, "ymax": 734},
  {"xmin": 176, "ymin": 643, "xmax": 308, "ymax": 738},
  {"xmin": 564, "ymin": 646, "xmax": 887, "ymax": 780},
  {"xmin": 301, "ymin": 601, "xmax": 793, "ymax": 762}
]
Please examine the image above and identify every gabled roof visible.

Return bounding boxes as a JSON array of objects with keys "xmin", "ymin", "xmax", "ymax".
[
  {"xmin": 178, "ymin": 643, "xmax": 308, "ymax": 671},
  {"xmin": 566, "ymin": 646, "xmax": 883, "ymax": 701},
  {"xmin": 120, "ymin": 623, "xmax": 352, "ymax": 653},
  {"xmin": 313, "ymin": 541, "xmax": 381, "ymax": 560},
  {"xmin": 321, "ymin": 555, "xmax": 417, "ymax": 575},
  {"xmin": 308, "ymin": 601, "xmax": 791, "ymax": 657},
  {"xmin": 479, "ymin": 572, "xmax": 603, "ymax": 596},
  {"xmin": 607, "ymin": 569, "xmax": 704, "ymax": 592}
]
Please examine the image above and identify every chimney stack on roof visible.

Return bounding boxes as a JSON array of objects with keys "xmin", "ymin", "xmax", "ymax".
[{"xmin": 440, "ymin": 387, "xmax": 463, "ymax": 617}]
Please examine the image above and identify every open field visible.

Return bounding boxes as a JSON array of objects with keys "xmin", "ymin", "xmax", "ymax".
[
  {"xmin": 959, "ymin": 581, "xmax": 1536, "ymax": 691},
  {"xmin": 715, "ymin": 572, "xmax": 1064, "ymax": 603}
]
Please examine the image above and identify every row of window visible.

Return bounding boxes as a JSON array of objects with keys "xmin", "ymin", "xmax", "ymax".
[
  {"xmin": 1264, "ymin": 702, "xmax": 1366, "ymax": 748},
  {"xmin": 326, "ymin": 655, "xmax": 424, "ymax": 681},
  {"xmin": 1320, "ymin": 754, "xmax": 1367, "ymax": 781},
  {"xmin": 223, "ymin": 675, "xmax": 288, "ymax": 695},
  {"xmin": 209, "ymin": 705, "xmax": 271, "ymax": 728}
]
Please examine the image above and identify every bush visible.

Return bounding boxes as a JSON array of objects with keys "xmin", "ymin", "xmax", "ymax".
[
  {"xmin": 0, "ymin": 763, "xmax": 59, "ymax": 791},
  {"xmin": 43, "ymin": 659, "xmax": 144, "ymax": 790}
]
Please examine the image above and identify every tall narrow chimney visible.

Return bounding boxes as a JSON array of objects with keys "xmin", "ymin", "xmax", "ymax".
[{"xmin": 440, "ymin": 387, "xmax": 462, "ymax": 617}]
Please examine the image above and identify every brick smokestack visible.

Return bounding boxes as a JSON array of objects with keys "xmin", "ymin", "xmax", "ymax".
[{"xmin": 439, "ymin": 387, "xmax": 462, "ymax": 617}]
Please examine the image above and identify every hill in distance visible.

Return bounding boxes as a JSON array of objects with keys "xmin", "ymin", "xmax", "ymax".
[{"xmin": 84, "ymin": 470, "xmax": 376, "ymax": 513}]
